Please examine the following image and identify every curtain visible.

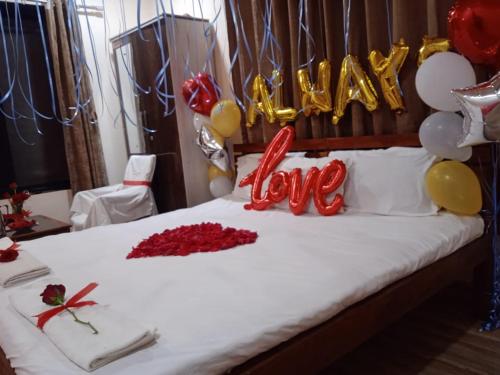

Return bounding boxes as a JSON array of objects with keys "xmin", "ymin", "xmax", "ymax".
[
  {"xmin": 226, "ymin": 0, "xmax": 488, "ymax": 144},
  {"xmin": 45, "ymin": 0, "xmax": 107, "ymax": 193}
]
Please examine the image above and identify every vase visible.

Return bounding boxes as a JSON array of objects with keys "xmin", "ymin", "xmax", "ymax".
[{"xmin": 11, "ymin": 202, "xmax": 23, "ymax": 215}]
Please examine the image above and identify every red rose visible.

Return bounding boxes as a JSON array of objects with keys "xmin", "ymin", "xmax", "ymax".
[
  {"xmin": 0, "ymin": 249, "xmax": 19, "ymax": 263},
  {"xmin": 40, "ymin": 284, "xmax": 66, "ymax": 306},
  {"xmin": 8, "ymin": 182, "xmax": 17, "ymax": 190},
  {"xmin": 2, "ymin": 192, "xmax": 10, "ymax": 199}
]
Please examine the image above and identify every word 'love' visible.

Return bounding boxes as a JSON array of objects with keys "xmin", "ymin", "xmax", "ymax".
[{"xmin": 239, "ymin": 126, "xmax": 346, "ymax": 216}]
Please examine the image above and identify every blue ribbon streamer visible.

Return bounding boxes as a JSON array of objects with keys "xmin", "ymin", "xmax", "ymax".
[
  {"xmin": 297, "ymin": 0, "xmax": 316, "ymax": 71},
  {"xmin": 343, "ymin": 0, "xmax": 351, "ymax": 55},
  {"xmin": 136, "ymin": 0, "xmax": 148, "ymax": 42},
  {"xmin": 0, "ymin": 5, "xmax": 16, "ymax": 106},
  {"xmin": 385, "ymin": 0, "xmax": 392, "ymax": 46},
  {"xmin": 482, "ymin": 143, "xmax": 500, "ymax": 332},
  {"xmin": 14, "ymin": 1, "xmax": 49, "ymax": 131}
]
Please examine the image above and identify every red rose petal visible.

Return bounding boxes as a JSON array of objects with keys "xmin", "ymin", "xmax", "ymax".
[{"xmin": 126, "ymin": 222, "xmax": 258, "ymax": 259}]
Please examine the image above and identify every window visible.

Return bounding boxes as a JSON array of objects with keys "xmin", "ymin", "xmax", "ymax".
[{"xmin": 0, "ymin": 2, "xmax": 69, "ymax": 195}]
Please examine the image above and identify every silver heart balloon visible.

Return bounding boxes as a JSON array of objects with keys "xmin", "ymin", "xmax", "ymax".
[
  {"xmin": 452, "ymin": 72, "xmax": 500, "ymax": 147},
  {"xmin": 195, "ymin": 126, "xmax": 231, "ymax": 172}
]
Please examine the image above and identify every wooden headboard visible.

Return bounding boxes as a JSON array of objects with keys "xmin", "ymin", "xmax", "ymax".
[{"xmin": 233, "ymin": 134, "xmax": 420, "ymax": 154}]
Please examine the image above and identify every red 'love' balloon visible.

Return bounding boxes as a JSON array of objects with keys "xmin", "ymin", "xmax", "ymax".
[
  {"xmin": 240, "ymin": 126, "xmax": 347, "ymax": 216},
  {"xmin": 448, "ymin": 0, "xmax": 500, "ymax": 70},
  {"xmin": 182, "ymin": 73, "xmax": 220, "ymax": 116}
]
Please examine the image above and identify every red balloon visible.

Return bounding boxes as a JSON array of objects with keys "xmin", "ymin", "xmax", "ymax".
[
  {"xmin": 448, "ymin": 0, "xmax": 500, "ymax": 69},
  {"xmin": 182, "ymin": 73, "xmax": 220, "ymax": 115},
  {"xmin": 289, "ymin": 168, "xmax": 319, "ymax": 215},
  {"xmin": 313, "ymin": 160, "xmax": 346, "ymax": 216}
]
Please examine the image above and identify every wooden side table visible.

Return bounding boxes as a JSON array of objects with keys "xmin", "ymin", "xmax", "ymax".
[{"xmin": 7, "ymin": 215, "xmax": 71, "ymax": 241}]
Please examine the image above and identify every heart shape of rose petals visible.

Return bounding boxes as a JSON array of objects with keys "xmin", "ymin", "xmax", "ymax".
[
  {"xmin": 182, "ymin": 73, "xmax": 220, "ymax": 116},
  {"xmin": 127, "ymin": 222, "xmax": 257, "ymax": 258}
]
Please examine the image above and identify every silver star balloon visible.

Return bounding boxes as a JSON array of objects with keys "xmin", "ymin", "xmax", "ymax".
[
  {"xmin": 452, "ymin": 72, "xmax": 500, "ymax": 147},
  {"xmin": 195, "ymin": 126, "xmax": 231, "ymax": 172}
]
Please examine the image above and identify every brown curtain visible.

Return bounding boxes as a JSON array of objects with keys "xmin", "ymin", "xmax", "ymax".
[
  {"xmin": 45, "ymin": 0, "xmax": 107, "ymax": 193},
  {"xmin": 226, "ymin": 0, "xmax": 488, "ymax": 144}
]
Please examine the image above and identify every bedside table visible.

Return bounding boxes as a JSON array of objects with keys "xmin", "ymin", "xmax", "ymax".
[{"xmin": 7, "ymin": 215, "xmax": 71, "ymax": 241}]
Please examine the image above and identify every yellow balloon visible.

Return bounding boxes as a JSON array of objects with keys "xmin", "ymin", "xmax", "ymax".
[
  {"xmin": 297, "ymin": 60, "xmax": 332, "ymax": 117},
  {"xmin": 368, "ymin": 38, "xmax": 409, "ymax": 113},
  {"xmin": 417, "ymin": 36, "xmax": 451, "ymax": 66},
  {"xmin": 425, "ymin": 161, "xmax": 482, "ymax": 215},
  {"xmin": 208, "ymin": 165, "xmax": 232, "ymax": 181},
  {"xmin": 210, "ymin": 100, "xmax": 241, "ymax": 138},
  {"xmin": 332, "ymin": 54, "xmax": 378, "ymax": 125},
  {"xmin": 246, "ymin": 70, "xmax": 297, "ymax": 127}
]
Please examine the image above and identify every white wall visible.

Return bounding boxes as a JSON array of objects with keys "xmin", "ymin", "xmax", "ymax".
[
  {"xmin": 1, "ymin": 190, "xmax": 72, "ymax": 223},
  {"xmin": 78, "ymin": 2, "xmax": 129, "ymax": 184}
]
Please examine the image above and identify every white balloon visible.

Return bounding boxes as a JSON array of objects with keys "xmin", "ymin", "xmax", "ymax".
[
  {"xmin": 209, "ymin": 176, "xmax": 233, "ymax": 198},
  {"xmin": 415, "ymin": 52, "xmax": 476, "ymax": 112},
  {"xmin": 419, "ymin": 111, "xmax": 472, "ymax": 161},
  {"xmin": 193, "ymin": 113, "xmax": 211, "ymax": 132}
]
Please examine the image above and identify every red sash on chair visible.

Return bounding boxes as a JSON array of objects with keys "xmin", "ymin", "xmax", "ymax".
[{"xmin": 122, "ymin": 180, "xmax": 151, "ymax": 187}]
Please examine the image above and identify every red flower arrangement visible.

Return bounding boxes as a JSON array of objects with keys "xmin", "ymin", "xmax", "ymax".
[
  {"xmin": 2, "ymin": 182, "xmax": 35, "ymax": 230},
  {"xmin": 127, "ymin": 222, "xmax": 258, "ymax": 259},
  {"xmin": 0, "ymin": 249, "xmax": 19, "ymax": 263},
  {"xmin": 0, "ymin": 242, "xmax": 20, "ymax": 263},
  {"xmin": 3, "ymin": 182, "xmax": 30, "ymax": 212}
]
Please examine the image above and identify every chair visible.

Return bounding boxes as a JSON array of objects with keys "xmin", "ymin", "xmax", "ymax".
[{"xmin": 70, "ymin": 155, "xmax": 157, "ymax": 231}]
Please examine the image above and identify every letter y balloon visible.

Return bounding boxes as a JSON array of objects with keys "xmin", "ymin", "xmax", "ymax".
[{"xmin": 239, "ymin": 126, "xmax": 347, "ymax": 216}]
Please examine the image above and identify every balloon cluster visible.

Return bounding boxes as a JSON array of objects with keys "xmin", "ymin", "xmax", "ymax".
[
  {"xmin": 182, "ymin": 73, "xmax": 241, "ymax": 198},
  {"xmin": 416, "ymin": 0, "xmax": 500, "ymax": 216},
  {"xmin": 416, "ymin": 51, "xmax": 482, "ymax": 215}
]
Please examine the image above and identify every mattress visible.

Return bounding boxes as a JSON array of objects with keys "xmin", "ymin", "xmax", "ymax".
[{"xmin": 0, "ymin": 196, "xmax": 484, "ymax": 374}]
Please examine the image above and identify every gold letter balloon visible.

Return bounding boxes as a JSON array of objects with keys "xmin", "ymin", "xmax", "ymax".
[
  {"xmin": 332, "ymin": 55, "xmax": 378, "ymax": 125},
  {"xmin": 246, "ymin": 70, "xmax": 297, "ymax": 127},
  {"xmin": 417, "ymin": 36, "xmax": 451, "ymax": 66},
  {"xmin": 296, "ymin": 60, "xmax": 332, "ymax": 116},
  {"xmin": 210, "ymin": 100, "xmax": 241, "ymax": 138},
  {"xmin": 368, "ymin": 38, "xmax": 409, "ymax": 113},
  {"xmin": 425, "ymin": 161, "xmax": 482, "ymax": 215}
]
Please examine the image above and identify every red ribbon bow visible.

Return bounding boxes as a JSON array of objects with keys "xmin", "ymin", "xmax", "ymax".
[{"xmin": 35, "ymin": 283, "xmax": 98, "ymax": 330}]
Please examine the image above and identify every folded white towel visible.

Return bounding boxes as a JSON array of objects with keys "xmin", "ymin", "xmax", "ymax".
[
  {"xmin": 10, "ymin": 279, "xmax": 158, "ymax": 372},
  {"xmin": 0, "ymin": 237, "xmax": 16, "ymax": 250},
  {"xmin": 0, "ymin": 238, "xmax": 50, "ymax": 287}
]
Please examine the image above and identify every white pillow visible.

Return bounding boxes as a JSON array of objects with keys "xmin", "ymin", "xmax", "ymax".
[
  {"xmin": 328, "ymin": 147, "xmax": 439, "ymax": 216},
  {"xmin": 233, "ymin": 154, "xmax": 350, "ymax": 214}
]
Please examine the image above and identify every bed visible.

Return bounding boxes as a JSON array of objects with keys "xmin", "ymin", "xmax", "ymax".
[{"xmin": 0, "ymin": 134, "xmax": 492, "ymax": 374}]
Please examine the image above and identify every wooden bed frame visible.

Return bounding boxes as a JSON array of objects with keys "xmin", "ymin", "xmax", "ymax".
[
  {"xmin": 0, "ymin": 133, "xmax": 492, "ymax": 375},
  {"xmin": 229, "ymin": 133, "xmax": 492, "ymax": 374}
]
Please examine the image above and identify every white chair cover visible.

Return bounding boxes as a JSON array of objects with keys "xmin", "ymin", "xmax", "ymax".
[{"xmin": 70, "ymin": 155, "xmax": 157, "ymax": 231}]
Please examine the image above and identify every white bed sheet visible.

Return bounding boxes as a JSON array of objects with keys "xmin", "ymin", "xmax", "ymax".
[{"xmin": 0, "ymin": 196, "xmax": 484, "ymax": 375}]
